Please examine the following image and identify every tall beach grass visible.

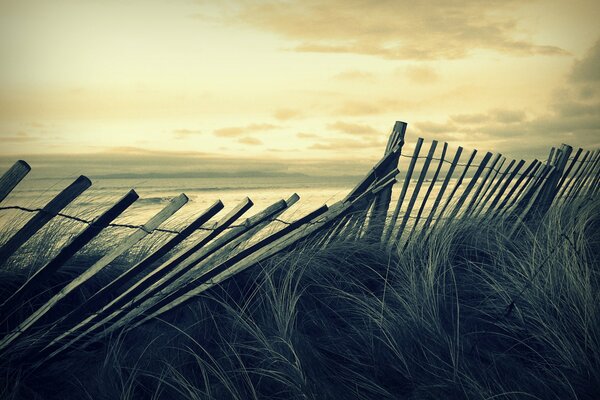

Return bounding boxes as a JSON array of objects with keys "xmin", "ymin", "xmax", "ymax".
[{"xmin": 1, "ymin": 196, "xmax": 599, "ymax": 399}]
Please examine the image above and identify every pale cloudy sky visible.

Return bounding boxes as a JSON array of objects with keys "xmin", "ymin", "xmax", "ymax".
[{"xmin": 1, "ymin": 0, "xmax": 599, "ymax": 167}]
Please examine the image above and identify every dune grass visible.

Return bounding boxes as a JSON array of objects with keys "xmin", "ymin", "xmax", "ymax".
[{"xmin": 1, "ymin": 196, "xmax": 599, "ymax": 400}]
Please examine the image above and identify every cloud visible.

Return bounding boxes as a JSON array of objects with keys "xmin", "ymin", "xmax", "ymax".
[
  {"xmin": 490, "ymin": 109, "xmax": 527, "ymax": 124},
  {"xmin": 403, "ymin": 65, "xmax": 439, "ymax": 84},
  {"xmin": 1, "ymin": 131, "xmax": 38, "ymax": 143},
  {"xmin": 309, "ymin": 138, "xmax": 386, "ymax": 151},
  {"xmin": 334, "ymin": 98, "xmax": 415, "ymax": 116},
  {"xmin": 235, "ymin": 0, "xmax": 569, "ymax": 60},
  {"xmin": 173, "ymin": 128, "xmax": 202, "ymax": 139},
  {"xmin": 327, "ymin": 121, "xmax": 379, "ymax": 136},
  {"xmin": 238, "ymin": 136, "xmax": 263, "ymax": 145},
  {"xmin": 213, "ymin": 123, "xmax": 279, "ymax": 137},
  {"xmin": 450, "ymin": 113, "xmax": 488, "ymax": 125},
  {"xmin": 296, "ymin": 132, "xmax": 318, "ymax": 139},
  {"xmin": 333, "ymin": 70, "xmax": 375, "ymax": 81},
  {"xmin": 570, "ymin": 39, "xmax": 600, "ymax": 82},
  {"xmin": 273, "ymin": 108, "xmax": 303, "ymax": 121}
]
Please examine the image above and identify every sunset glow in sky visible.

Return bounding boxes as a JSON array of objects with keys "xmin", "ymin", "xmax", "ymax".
[{"xmin": 1, "ymin": 0, "xmax": 599, "ymax": 166}]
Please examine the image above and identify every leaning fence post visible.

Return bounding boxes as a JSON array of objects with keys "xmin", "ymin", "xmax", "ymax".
[
  {"xmin": 0, "ymin": 160, "xmax": 31, "ymax": 203},
  {"xmin": 0, "ymin": 175, "xmax": 92, "ymax": 265},
  {"xmin": 365, "ymin": 121, "xmax": 407, "ymax": 241},
  {"xmin": 0, "ymin": 193, "xmax": 189, "ymax": 353},
  {"xmin": 0, "ymin": 189, "xmax": 139, "ymax": 321}
]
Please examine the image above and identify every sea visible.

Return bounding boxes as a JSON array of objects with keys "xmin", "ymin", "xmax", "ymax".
[{"xmin": 0, "ymin": 175, "xmax": 362, "ymax": 234}]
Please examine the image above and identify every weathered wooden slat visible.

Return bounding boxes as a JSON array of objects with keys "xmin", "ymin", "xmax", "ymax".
[
  {"xmin": 392, "ymin": 140, "xmax": 438, "ymax": 247},
  {"xmin": 384, "ymin": 121, "xmax": 406, "ymax": 154},
  {"xmin": 366, "ymin": 122, "xmax": 407, "ymax": 240},
  {"xmin": 383, "ymin": 137, "xmax": 424, "ymax": 243},
  {"xmin": 589, "ymin": 160, "xmax": 600, "ymax": 197},
  {"xmin": 556, "ymin": 148, "xmax": 583, "ymax": 194},
  {"xmin": 534, "ymin": 144, "xmax": 572, "ymax": 215},
  {"xmin": 510, "ymin": 165, "xmax": 556, "ymax": 231},
  {"xmin": 484, "ymin": 159, "xmax": 525, "ymax": 217},
  {"xmin": 44, "ymin": 199, "xmax": 225, "ymax": 337},
  {"xmin": 0, "ymin": 175, "xmax": 92, "ymax": 265},
  {"xmin": 567, "ymin": 150, "xmax": 600, "ymax": 202},
  {"xmin": 471, "ymin": 158, "xmax": 514, "ymax": 219},
  {"xmin": 586, "ymin": 152, "xmax": 600, "ymax": 195},
  {"xmin": 559, "ymin": 150, "xmax": 593, "ymax": 202},
  {"xmin": 330, "ymin": 170, "xmax": 398, "ymax": 245},
  {"xmin": 469, "ymin": 157, "xmax": 507, "ymax": 218},
  {"xmin": 509, "ymin": 163, "xmax": 554, "ymax": 218},
  {"xmin": 427, "ymin": 149, "xmax": 478, "ymax": 234},
  {"xmin": 0, "ymin": 190, "xmax": 140, "ymax": 320},
  {"xmin": 0, "ymin": 193, "xmax": 188, "ymax": 352},
  {"xmin": 497, "ymin": 160, "xmax": 543, "ymax": 218},
  {"xmin": 442, "ymin": 152, "xmax": 493, "ymax": 222},
  {"xmin": 0, "ymin": 160, "xmax": 31, "ymax": 203},
  {"xmin": 494, "ymin": 159, "xmax": 538, "ymax": 215},
  {"xmin": 463, "ymin": 153, "xmax": 502, "ymax": 216},
  {"xmin": 119, "ymin": 198, "xmax": 255, "ymax": 306},
  {"xmin": 577, "ymin": 151, "xmax": 600, "ymax": 198},
  {"xmin": 343, "ymin": 140, "xmax": 403, "ymax": 204},
  {"xmin": 403, "ymin": 142, "xmax": 447, "ymax": 247},
  {"xmin": 421, "ymin": 146, "xmax": 463, "ymax": 235},
  {"xmin": 547, "ymin": 147, "xmax": 556, "ymax": 165}
]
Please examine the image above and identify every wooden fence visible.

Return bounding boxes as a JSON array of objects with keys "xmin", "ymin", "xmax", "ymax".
[{"xmin": 0, "ymin": 121, "xmax": 597, "ymax": 368}]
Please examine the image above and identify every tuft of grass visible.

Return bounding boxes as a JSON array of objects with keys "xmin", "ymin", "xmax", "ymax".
[{"xmin": 1, "ymin": 197, "xmax": 599, "ymax": 399}]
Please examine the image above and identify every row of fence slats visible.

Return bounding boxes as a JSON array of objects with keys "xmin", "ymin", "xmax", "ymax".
[
  {"xmin": 495, "ymin": 160, "xmax": 537, "ymax": 216},
  {"xmin": 498, "ymin": 160, "xmax": 542, "ymax": 219},
  {"xmin": 428, "ymin": 149, "xmax": 477, "ymax": 234},
  {"xmin": 125, "ymin": 198, "xmax": 254, "ymax": 304},
  {"xmin": 43, "ymin": 199, "xmax": 226, "ymax": 341},
  {"xmin": 510, "ymin": 162, "xmax": 551, "ymax": 217},
  {"xmin": 556, "ymin": 148, "xmax": 583, "ymax": 194},
  {"xmin": 383, "ymin": 137, "xmax": 424, "ymax": 243},
  {"xmin": 471, "ymin": 156, "xmax": 507, "ymax": 217},
  {"xmin": 557, "ymin": 149, "xmax": 587, "ymax": 200},
  {"xmin": 485, "ymin": 159, "xmax": 525, "ymax": 218},
  {"xmin": 82, "ymin": 204, "xmax": 332, "ymax": 350},
  {"xmin": 403, "ymin": 141, "xmax": 447, "ymax": 248},
  {"xmin": 536, "ymin": 144, "xmax": 572, "ymax": 215},
  {"xmin": 582, "ymin": 151, "xmax": 600, "ymax": 197},
  {"xmin": 445, "ymin": 152, "xmax": 494, "ymax": 224},
  {"xmin": 472, "ymin": 158, "xmax": 514, "ymax": 219},
  {"xmin": 512, "ymin": 165, "xmax": 557, "ymax": 231},
  {"xmin": 464, "ymin": 153, "xmax": 501, "ymax": 216},
  {"xmin": 421, "ymin": 146, "xmax": 463, "ymax": 235},
  {"xmin": 0, "ymin": 193, "xmax": 189, "ymax": 352},
  {"xmin": 0, "ymin": 175, "xmax": 92, "ymax": 265},
  {"xmin": 0, "ymin": 189, "xmax": 140, "ymax": 321},
  {"xmin": 472, "ymin": 157, "xmax": 515, "ymax": 218},
  {"xmin": 566, "ymin": 150, "xmax": 597, "ymax": 202},
  {"xmin": 84, "ymin": 167, "xmax": 400, "ymax": 350},
  {"xmin": 125, "ymin": 177, "xmax": 400, "ymax": 335},
  {"xmin": 570, "ymin": 150, "xmax": 600, "ymax": 202},
  {"xmin": 0, "ymin": 160, "xmax": 31, "ymax": 203},
  {"xmin": 37, "ymin": 195, "xmax": 300, "ymax": 363}
]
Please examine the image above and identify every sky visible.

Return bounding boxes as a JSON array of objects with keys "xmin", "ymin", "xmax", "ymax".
[{"xmin": 0, "ymin": 0, "xmax": 599, "ymax": 175}]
